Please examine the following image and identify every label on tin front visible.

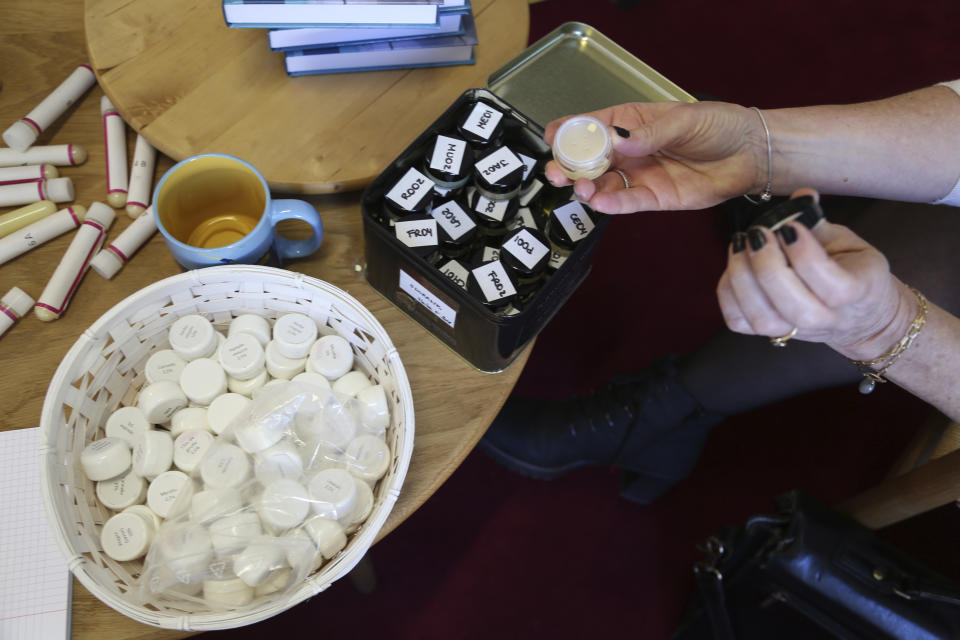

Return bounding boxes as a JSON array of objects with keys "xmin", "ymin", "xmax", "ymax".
[
  {"xmin": 399, "ymin": 269, "xmax": 457, "ymax": 328},
  {"xmin": 395, "ymin": 218, "xmax": 438, "ymax": 248},
  {"xmin": 461, "ymin": 103, "xmax": 504, "ymax": 141},
  {"xmin": 502, "ymin": 228, "xmax": 549, "ymax": 270},
  {"xmin": 385, "ymin": 167, "xmax": 433, "ymax": 211},
  {"xmin": 429, "ymin": 135, "xmax": 468, "ymax": 175},
  {"xmin": 472, "ymin": 261, "xmax": 516, "ymax": 303},
  {"xmin": 473, "ymin": 194, "xmax": 510, "ymax": 222},
  {"xmin": 431, "ymin": 199, "xmax": 475, "ymax": 240},
  {"xmin": 553, "ymin": 201, "xmax": 595, "ymax": 242},
  {"xmin": 475, "ymin": 147, "xmax": 520, "ymax": 186}
]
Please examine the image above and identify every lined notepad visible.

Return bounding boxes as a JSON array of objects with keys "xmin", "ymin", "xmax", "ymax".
[{"xmin": 0, "ymin": 427, "xmax": 71, "ymax": 640}]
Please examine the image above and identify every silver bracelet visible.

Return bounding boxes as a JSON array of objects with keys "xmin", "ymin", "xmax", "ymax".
[{"xmin": 743, "ymin": 106, "xmax": 773, "ymax": 204}]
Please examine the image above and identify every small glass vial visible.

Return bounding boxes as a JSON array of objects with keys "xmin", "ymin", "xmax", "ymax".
[
  {"xmin": 499, "ymin": 227, "xmax": 551, "ymax": 296},
  {"xmin": 422, "ymin": 133, "xmax": 474, "ymax": 192},
  {"xmin": 473, "ymin": 146, "xmax": 524, "ymax": 201},
  {"xmin": 431, "ymin": 197, "xmax": 478, "ymax": 259},
  {"xmin": 469, "ymin": 190, "xmax": 518, "ymax": 238},
  {"xmin": 456, "ymin": 100, "xmax": 505, "ymax": 152},
  {"xmin": 394, "ymin": 214, "xmax": 440, "ymax": 262},
  {"xmin": 551, "ymin": 115, "xmax": 613, "ymax": 180},
  {"xmin": 382, "ymin": 166, "xmax": 435, "ymax": 224},
  {"xmin": 546, "ymin": 200, "xmax": 597, "ymax": 271},
  {"xmin": 467, "ymin": 260, "xmax": 517, "ymax": 314}
]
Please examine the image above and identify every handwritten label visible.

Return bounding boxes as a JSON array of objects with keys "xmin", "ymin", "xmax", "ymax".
[
  {"xmin": 395, "ymin": 218, "xmax": 438, "ymax": 248},
  {"xmin": 431, "ymin": 200, "xmax": 475, "ymax": 241},
  {"xmin": 385, "ymin": 167, "xmax": 433, "ymax": 212},
  {"xmin": 517, "ymin": 207, "xmax": 538, "ymax": 229},
  {"xmin": 549, "ymin": 248, "xmax": 569, "ymax": 270},
  {"xmin": 553, "ymin": 201, "xmax": 595, "ymax": 242},
  {"xmin": 461, "ymin": 103, "xmax": 504, "ymax": 141},
  {"xmin": 472, "ymin": 194, "xmax": 510, "ymax": 222},
  {"xmin": 518, "ymin": 152, "xmax": 537, "ymax": 182},
  {"xmin": 472, "ymin": 261, "xmax": 516, "ymax": 303},
  {"xmin": 475, "ymin": 146, "xmax": 521, "ymax": 186},
  {"xmin": 519, "ymin": 179, "xmax": 544, "ymax": 207},
  {"xmin": 429, "ymin": 135, "xmax": 467, "ymax": 175},
  {"xmin": 503, "ymin": 228, "xmax": 549, "ymax": 270},
  {"xmin": 399, "ymin": 270, "xmax": 456, "ymax": 328},
  {"xmin": 482, "ymin": 245, "xmax": 500, "ymax": 263},
  {"xmin": 439, "ymin": 259, "xmax": 470, "ymax": 290}
]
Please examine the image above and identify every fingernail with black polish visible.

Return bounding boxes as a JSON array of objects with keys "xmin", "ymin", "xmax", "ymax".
[
  {"xmin": 613, "ymin": 126, "xmax": 630, "ymax": 138},
  {"xmin": 748, "ymin": 227, "xmax": 766, "ymax": 251},
  {"xmin": 731, "ymin": 232, "xmax": 747, "ymax": 254},
  {"xmin": 777, "ymin": 224, "xmax": 798, "ymax": 245}
]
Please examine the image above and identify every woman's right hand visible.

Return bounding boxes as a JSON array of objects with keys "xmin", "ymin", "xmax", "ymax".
[{"xmin": 543, "ymin": 101, "xmax": 767, "ymax": 214}]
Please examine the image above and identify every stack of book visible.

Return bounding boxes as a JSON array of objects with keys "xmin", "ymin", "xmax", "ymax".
[{"xmin": 222, "ymin": 0, "xmax": 477, "ymax": 76}]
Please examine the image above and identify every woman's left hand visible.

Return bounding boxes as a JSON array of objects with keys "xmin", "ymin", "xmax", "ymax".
[{"xmin": 716, "ymin": 190, "xmax": 910, "ymax": 356}]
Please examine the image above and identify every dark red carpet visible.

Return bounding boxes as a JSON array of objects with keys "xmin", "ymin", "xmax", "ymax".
[{"xmin": 206, "ymin": 1, "xmax": 960, "ymax": 638}]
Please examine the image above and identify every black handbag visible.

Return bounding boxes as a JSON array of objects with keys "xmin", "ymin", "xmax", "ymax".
[{"xmin": 673, "ymin": 491, "xmax": 960, "ymax": 640}]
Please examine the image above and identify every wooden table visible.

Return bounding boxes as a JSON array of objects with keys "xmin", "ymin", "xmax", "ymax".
[
  {"xmin": 85, "ymin": 0, "xmax": 530, "ymax": 194},
  {"xmin": 0, "ymin": 1, "xmax": 530, "ymax": 638}
]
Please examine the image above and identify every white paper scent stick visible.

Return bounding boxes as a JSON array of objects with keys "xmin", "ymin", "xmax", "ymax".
[
  {"xmin": 0, "ymin": 164, "xmax": 58, "ymax": 186},
  {"xmin": 2, "ymin": 64, "xmax": 97, "ymax": 152},
  {"xmin": 0, "ymin": 205, "xmax": 85, "ymax": 267},
  {"xmin": 0, "ymin": 201, "xmax": 58, "ymax": 240},
  {"xmin": 90, "ymin": 205, "xmax": 157, "ymax": 279},
  {"xmin": 0, "ymin": 178, "xmax": 74, "ymax": 207},
  {"xmin": 125, "ymin": 134, "xmax": 156, "ymax": 217},
  {"xmin": 101, "ymin": 96, "xmax": 128, "ymax": 208},
  {"xmin": 35, "ymin": 202, "xmax": 114, "ymax": 322},
  {"xmin": 0, "ymin": 287, "xmax": 35, "ymax": 338},
  {"xmin": 0, "ymin": 144, "xmax": 87, "ymax": 167}
]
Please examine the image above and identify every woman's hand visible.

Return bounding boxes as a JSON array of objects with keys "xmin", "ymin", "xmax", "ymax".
[
  {"xmin": 543, "ymin": 101, "xmax": 765, "ymax": 214},
  {"xmin": 716, "ymin": 190, "xmax": 914, "ymax": 358}
]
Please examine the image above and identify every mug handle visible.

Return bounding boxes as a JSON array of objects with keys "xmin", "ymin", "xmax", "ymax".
[{"xmin": 269, "ymin": 199, "xmax": 324, "ymax": 260}]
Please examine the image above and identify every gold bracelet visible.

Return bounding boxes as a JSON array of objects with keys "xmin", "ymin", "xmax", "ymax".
[{"xmin": 848, "ymin": 287, "xmax": 928, "ymax": 394}]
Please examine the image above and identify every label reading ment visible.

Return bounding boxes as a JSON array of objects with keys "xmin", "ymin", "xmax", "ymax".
[
  {"xmin": 473, "ymin": 261, "xmax": 516, "ymax": 303},
  {"xmin": 431, "ymin": 200, "xmax": 475, "ymax": 240},
  {"xmin": 462, "ymin": 103, "xmax": 504, "ymax": 140},
  {"xmin": 554, "ymin": 201, "xmax": 595, "ymax": 242},
  {"xmin": 475, "ymin": 146, "xmax": 521, "ymax": 186},
  {"xmin": 503, "ymin": 229, "xmax": 549, "ymax": 270},
  {"xmin": 395, "ymin": 218, "xmax": 438, "ymax": 248},
  {"xmin": 385, "ymin": 167, "xmax": 433, "ymax": 211},
  {"xmin": 429, "ymin": 135, "xmax": 467, "ymax": 175}
]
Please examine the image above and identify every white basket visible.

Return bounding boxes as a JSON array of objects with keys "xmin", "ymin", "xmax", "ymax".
[{"xmin": 38, "ymin": 265, "xmax": 415, "ymax": 631}]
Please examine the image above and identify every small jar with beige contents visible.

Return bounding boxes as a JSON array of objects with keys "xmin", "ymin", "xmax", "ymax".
[{"xmin": 551, "ymin": 116, "xmax": 613, "ymax": 181}]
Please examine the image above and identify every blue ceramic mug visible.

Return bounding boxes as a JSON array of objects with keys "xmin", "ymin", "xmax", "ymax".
[{"xmin": 153, "ymin": 154, "xmax": 323, "ymax": 270}]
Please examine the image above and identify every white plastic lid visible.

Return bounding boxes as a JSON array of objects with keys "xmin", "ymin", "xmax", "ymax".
[
  {"xmin": 101, "ymin": 512, "xmax": 155, "ymax": 562},
  {"xmin": 123, "ymin": 504, "xmax": 162, "ymax": 531},
  {"xmin": 44, "ymin": 177, "xmax": 75, "ymax": 202},
  {"xmin": 169, "ymin": 314, "xmax": 218, "ymax": 361},
  {"xmin": 344, "ymin": 475, "xmax": 374, "ymax": 535},
  {"xmin": 259, "ymin": 478, "xmax": 310, "ymax": 531},
  {"xmin": 344, "ymin": 434, "xmax": 390, "ymax": 484},
  {"xmin": 157, "ymin": 523, "xmax": 213, "ymax": 584},
  {"xmin": 131, "ymin": 430, "xmax": 174, "ymax": 480},
  {"xmin": 96, "ymin": 468, "xmax": 147, "ymax": 511},
  {"xmin": 89, "ymin": 248, "xmax": 122, "ymax": 279},
  {"xmin": 200, "ymin": 442, "xmax": 251, "ymax": 489},
  {"xmin": 137, "ymin": 380, "xmax": 188, "ymax": 424},
  {"xmin": 218, "ymin": 332, "xmax": 266, "ymax": 381},
  {"xmin": 203, "ymin": 577, "xmax": 254, "ymax": 608},
  {"xmin": 356, "ymin": 385, "xmax": 389, "ymax": 434},
  {"xmin": 303, "ymin": 400, "xmax": 357, "ymax": 451},
  {"xmin": 552, "ymin": 115, "xmax": 613, "ymax": 177},
  {"xmin": 1, "ymin": 286, "xmax": 35, "ymax": 317},
  {"xmin": 283, "ymin": 528, "xmax": 324, "ymax": 575},
  {"xmin": 291, "ymin": 371, "xmax": 332, "ymax": 393},
  {"xmin": 209, "ymin": 511, "xmax": 263, "ymax": 557},
  {"xmin": 307, "ymin": 335, "xmax": 354, "ymax": 380},
  {"xmin": 105, "ymin": 406, "xmax": 152, "ymax": 446},
  {"xmin": 80, "ymin": 437, "xmax": 132, "ymax": 481},
  {"xmin": 233, "ymin": 407, "xmax": 287, "ymax": 455},
  {"xmin": 145, "ymin": 349, "xmax": 188, "ymax": 385},
  {"xmin": 228, "ymin": 313, "xmax": 272, "ymax": 346},
  {"xmin": 302, "ymin": 515, "xmax": 347, "ymax": 560},
  {"xmin": 173, "ymin": 429, "xmax": 215, "ymax": 474},
  {"xmin": 234, "ymin": 539, "xmax": 286, "ymax": 587},
  {"xmin": 227, "ymin": 368, "xmax": 269, "ymax": 397},
  {"xmin": 254, "ymin": 439, "xmax": 305, "ymax": 485},
  {"xmin": 189, "ymin": 487, "xmax": 244, "ymax": 523},
  {"xmin": 179, "ymin": 358, "xmax": 227, "ymax": 406},
  {"xmin": 170, "ymin": 406, "xmax": 211, "ymax": 438},
  {"xmin": 85, "ymin": 201, "xmax": 116, "ymax": 227},
  {"xmin": 255, "ymin": 567, "xmax": 292, "ymax": 597},
  {"xmin": 207, "ymin": 392, "xmax": 252, "ymax": 436},
  {"xmin": 272, "ymin": 313, "xmax": 318, "ymax": 360},
  {"xmin": 2, "ymin": 120, "xmax": 38, "ymax": 152},
  {"xmin": 264, "ymin": 340, "xmax": 306, "ymax": 380},
  {"xmin": 147, "ymin": 470, "xmax": 194, "ymax": 519},
  {"xmin": 331, "ymin": 370, "xmax": 373, "ymax": 397},
  {"xmin": 307, "ymin": 468, "xmax": 357, "ymax": 522}
]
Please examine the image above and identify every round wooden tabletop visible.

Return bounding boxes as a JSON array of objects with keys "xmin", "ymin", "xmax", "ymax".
[{"xmin": 84, "ymin": 0, "xmax": 530, "ymax": 194}]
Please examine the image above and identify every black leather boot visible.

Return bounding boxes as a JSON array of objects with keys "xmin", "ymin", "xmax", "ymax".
[{"xmin": 479, "ymin": 355, "xmax": 725, "ymax": 504}]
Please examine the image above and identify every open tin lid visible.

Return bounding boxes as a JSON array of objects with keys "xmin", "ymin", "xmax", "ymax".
[{"xmin": 487, "ymin": 22, "xmax": 696, "ymax": 130}]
